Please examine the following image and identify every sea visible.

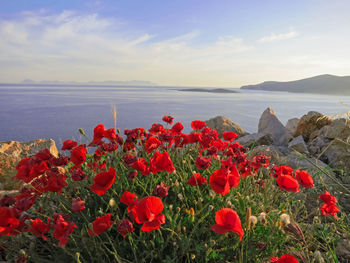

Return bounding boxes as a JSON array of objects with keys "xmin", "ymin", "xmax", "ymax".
[{"xmin": 1, "ymin": 85, "xmax": 350, "ymax": 150}]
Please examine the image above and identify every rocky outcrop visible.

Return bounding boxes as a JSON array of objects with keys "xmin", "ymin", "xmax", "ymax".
[
  {"xmin": 294, "ymin": 111, "xmax": 332, "ymax": 142},
  {"xmin": 258, "ymin": 108, "xmax": 292, "ymax": 146},
  {"xmin": 285, "ymin": 118, "xmax": 299, "ymax": 134},
  {"xmin": 236, "ymin": 133, "xmax": 273, "ymax": 148},
  {"xmin": 205, "ymin": 116, "xmax": 246, "ymax": 137},
  {"xmin": 288, "ymin": 135, "xmax": 308, "ymax": 154},
  {"xmin": 0, "ymin": 139, "xmax": 58, "ymax": 190}
]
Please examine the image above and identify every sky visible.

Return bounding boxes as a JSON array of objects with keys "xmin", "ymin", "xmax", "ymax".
[{"xmin": 0, "ymin": 0, "xmax": 350, "ymax": 87}]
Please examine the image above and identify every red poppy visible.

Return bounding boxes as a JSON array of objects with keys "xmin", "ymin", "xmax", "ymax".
[
  {"xmin": 31, "ymin": 169, "xmax": 68, "ymax": 194},
  {"xmin": 104, "ymin": 128, "xmax": 117, "ymax": 142},
  {"xmin": 187, "ymin": 173, "xmax": 208, "ymax": 186},
  {"xmin": 145, "ymin": 136, "xmax": 161, "ymax": 153},
  {"xmin": 90, "ymin": 167, "xmax": 116, "ymax": 195},
  {"xmin": 88, "ymin": 214, "xmax": 114, "ymax": 236},
  {"xmin": 295, "ymin": 170, "xmax": 314, "ymax": 189},
  {"xmin": 72, "ymin": 198, "xmax": 85, "ymax": 212},
  {"xmin": 90, "ymin": 123, "xmax": 106, "ymax": 146},
  {"xmin": 29, "ymin": 218, "xmax": 51, "ymax": 240},
  {"xmin": 270, "ymin": 254, "xmax": 299, "ymax": 263},
  {"xmin": 191, "ymin": 120, "xmax": 206, "ymax": 130},
  {"xmin": 130, "ymin": 158, "xmax": 150, "ymax": 176},
  {"xmin": 141, "ymin": 214, "xmax": 165, "ymax": 232},
  {"xmin": 319, "ymin": 190, "xmax": 337, "ymax": 204},
  {"xmin": 149, "ymin": 123, "xmax": 164, "ymax": 134},
  {"xmin": 153, "ymin": 182, "xmax": 170, "ymax": 197},
  {"xmin": 14, "ymin": 188, "xmax": 38, "ymax": 211},
  {"xmin": 171, "ymin": 122, "xmax": 184, "ymax": 133},
  {"xmin": 61, "ymin": 140, "xmax": 78, "ymax": 151},
  {"xmin": 319, "ymin": 190, "xmax": 339, "ymax": 219},
  {"xmin": 120, "ymin": 191, "xmax": 138, "ymax": 206},
  {"xmin": 227, "ymin": 165, "xmax": 240, "ymax": 188},
  {"xmin": 222, "ymin": 132, "xmax": 238, "ymax": 142},
  {"xmin": 116, "ymin": 219, "xmax": 134, "ymax": 237},
  {"xmin": 71, "ymin": 167, "xmax": 86, "ymax": 181},
  {"xmin": 209, "ymin": 168, "xmax": 231, "ymax": 196},
  {"xmin": 150, "ymin": 151, "xmax": 175, "ymax": 174},
  {"xmin": 70, "ymin": 144, "xmax": 87, "ymax": 166},
  {"xmin": 271, "ymin": 165, "xmax": 293, "ymax": 178},
  {"xmin": 211, "ymin": 208, "xmax": 244, "ymax": 241},
  {"xmin": 53, "ymin": 214, "xmax": 76, "ymax": 247},
  {"xmin": 276, "ymin": 175, "xmax": 300, "ymax": 192},
  {"xmin": 195, "ymin": 156, "xmax": 211, "ymax": 170},
  {"xmin": 162, "ymin": 115, "xmax": 174, "ymax": 125},
  {"xmin": 0, "ymin": 207, "xmax": 20, "ymax": 236}
]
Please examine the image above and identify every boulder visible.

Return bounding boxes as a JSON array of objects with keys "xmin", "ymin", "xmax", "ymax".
[
  {"xmin": 285, "ymin": 118, "xmax": 299, "ymax": 135},
  {"xmin": 0, "ymin": 139, "xmax": 58, "ymax": 189},
  {"xmin": 324, "ymin": 118, "xmax": 350, "ymax": 140},
  {"xmin": 205, "ymin": 116, "xmax": 246, "ymax": 137},
  {"xmin": 258, "ymin": 108, "xmax": 292, "ymax": 146},
  {"xmin": 236, "ymin": 133, "xmax": 273, "ymax": 148},
  {"xmin": 322, "ymin": 139, "xmax": 350, "ymax": 176},
  {"xmin": 288, "ymin": 135, "xmax": 309, "ymax": 154},
  {"xmin": 294, "ymin": 111, "xmax": 332, "ymax": 142},
  {"xmin": 336, "ymin": 239, "xmax": 350, "ymax": 260}
]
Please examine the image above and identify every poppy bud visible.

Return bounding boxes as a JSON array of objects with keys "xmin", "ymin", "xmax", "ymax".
[
  {"xmin": 169, "ymin": 205, "xmax": 173, "ymax": 211},
  {"xmin": 280, "ymin": 213, "xmax": 291, "ymax": 226},
  {"xmin": 177, "ymin": 193, "xmax": 184, "ymax": 201},
  {"xmin": 258, "ymin": 212, "xmax": 267, "ymax": 225},
  {"xmin": 208, "ymin": 205, "xmax": 214, "ymax": 211},
  {"xmin": 109, "ymin": 198, "xmax": 116, "ymax": 207},
  {"xmin": 249, "ymin": 216, "xmax": 258, "ymax": 228},
  {"xmin": 191, "ymin": 254, "xmax": 196, "ymax": 260},
  {"xmin": 79, "ymin": 128, "xmax": 85, "ymax": 135}
]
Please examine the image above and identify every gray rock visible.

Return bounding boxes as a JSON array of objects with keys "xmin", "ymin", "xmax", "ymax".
[
  {"xmin": 324, "ymin": 118, "xmax": 350, "ymax": 140},
  {"xmin": 323, "ymin": 139, "xmax": 350, "ymax": 175},
  {"xmin": 294, "ymin": 111, "xmax": 332, "ymax": 142},
  {"xmin": 258, "ymin": 107, "xmax": 292, "ymax": 146},
  {"xmin": 236, "ymin": 133, "xmax": 273, "ymax": 148},
  {"xmin": 288, "ymin": 135, "xmax": 309, "ymax": 154},
  {"xmin": 285, "ymin": 118, "xmax": 299, "ymax": 135},
  {"xmin": 205, "ymin": 116, "xmax": 246, "ymax": 137}
]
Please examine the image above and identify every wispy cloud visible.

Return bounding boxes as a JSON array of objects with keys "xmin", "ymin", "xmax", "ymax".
[{"xmin": 258, "ymin": 27, "xmax": 298, "ymax": 43}]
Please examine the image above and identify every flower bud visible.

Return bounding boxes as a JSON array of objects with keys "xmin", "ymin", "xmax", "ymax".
[
  {"xmin": 78, "ymin": 128, "xmax": 85, "ymax": 135},
  {"xmin": 249, "ymin": 216, "xmax": 258, "ymax": 228},
  {"xmin": 177, "ymin": 193, "xmax": 184, "ymax": 201},
  {"xmin": 109, "ymin": 198, "xmax": 116, "ymax": 207},
  {"xmin": 280, "ymin": 213, "xmax": 291, "ymax": 226},
  {"xmin": 208, "ymin": 205, "xmax": 214, "ymax": 211},
  {"xmin": 258, "ymin": 212, "xmax": 267, "ymax": 225}
]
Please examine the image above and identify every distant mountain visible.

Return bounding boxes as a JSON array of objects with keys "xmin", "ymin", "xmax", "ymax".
[
  {"xmin": 240, "ymin": 74, "xmax": 350, "ymax": 95},
  {"xmin": 17, "ymin": 79, "xmax": 156, "ymax": 87}
]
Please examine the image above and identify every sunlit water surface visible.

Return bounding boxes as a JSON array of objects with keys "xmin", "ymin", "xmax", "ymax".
[{"xmin": 1, "ymin": 85, "xmax": 349, "ymax": 150}]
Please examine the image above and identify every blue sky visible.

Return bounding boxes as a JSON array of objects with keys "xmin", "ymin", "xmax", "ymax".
[{"xmin": 0, "ymin": 0, "xmax": 349, "ymax": 86}]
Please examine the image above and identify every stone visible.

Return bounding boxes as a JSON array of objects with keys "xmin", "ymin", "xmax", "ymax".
[
  {"xmin": 258, "ymin": 107, "xmax": 292, "ymax": 146},
  {"xmin": 324, "ymin": 118, "xmax": 350, "ymax": 140},
  {"xmin": 205, "ymin": 116, "xmax": 246, "ymax": 137},
  {"xmin": 294, "ymin": 111, "xmax": 332, "ymax": 142},
  {"xmin": 0, "ymin": 139, "xmax": 58, "ymax": 189},
  {"xmin": 285, "ymin": 118, "xmax": 299, "ymax": 135},
  {"xmin": 288, "ymin": 135, "xmax": 309, "ymax": 154},
  {"xmin": 236, "ymin": 133, "xmax": 273, "ymax": 148},
  {"xmin": 322, "ymin": 139, "xmax": 350, "ymax": 176}
]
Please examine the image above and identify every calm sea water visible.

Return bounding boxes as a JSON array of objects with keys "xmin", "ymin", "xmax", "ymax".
[{"xmin": 1, "ymin": 85, "xmax": 350, "ymax": 150}]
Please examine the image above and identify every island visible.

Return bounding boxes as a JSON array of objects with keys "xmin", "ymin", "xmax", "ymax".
[{"xmin": 176, "ymin": 88, "xmax": 238, "ymax": 93}]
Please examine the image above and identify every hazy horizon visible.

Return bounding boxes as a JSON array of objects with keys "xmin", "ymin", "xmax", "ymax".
[{"xmin": 1, "ymin": 0, "xmax": 350, "ymax": 87}]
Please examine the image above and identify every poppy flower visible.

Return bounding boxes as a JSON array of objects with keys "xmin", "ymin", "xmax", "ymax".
[
  {"xmin": 187, "ymin": 173, "xmax": 208, "ymax": 186},
  {"xmin": 29, "ymin": 218, "xmax": 51, "ymax": 240},
  {"xmin": 72, "ymin": 198, "xmax": 85, "ymax": 212},
  {"xmin": 52, "ymin": 214, "xmax": 76, "ymax": 247},
  {"xmin": 191, "ymin": 120, "xmax": 206, "ymax": 130},
  {"xmin": 61, "ymin": 140, "xmax": 78, "ymax": 151},
  {"xmin": 130, "ymin": 158, "xmax": 150, "ymax": 176},
  {"xmin": 70, "ymin": 144, "xmax": 87, "ymax": 166},
  {"xmin": 145, "ymin": 136, "xmax": 161, "ymax": 153},
  {"xmin": 209, "ymin": 168, "xmax": 231, "ymax": 196},
  {"xmin": 116, "ymin": 219, "xmax": 134, "ymax": 237},
  {"xmin": 88, "ymin": 214, "xmax": 114, "ymax": 236},
  {"xmin": 320, "ymin": 202, "xmax": 340, "ymax": 219},
  {"xmin": 227, "ymin": 165, "xmax": 240, "ymax": 188},
  {"xmin": 171, "ymin": 122, "xmax": 184, "ymax": 133},
  {"xmin": 211, "ymin": 208, "xmax": 244, "ymax": 241},
  {"xmin": 131, "ymin": 196, "xmax": 165, "ymax": 232},
  {"xmin": 90, "ymin": 167, "xmax": 116, "ymax": 195},
  {"xmin": 90, "ymin": 123, "xmax": 106, "ymax": 146},
  {"xmin": 0, "ymin": 207, "xmax": 20, "ymax": 236},
  {"xmin": 295, "ymin": 170, "xmax": 314, "ymax": 189},
  {"xmin": 319, "ymin": 190, "xmax": 337, "ymax": 204},
  {"xmin": 195, "ymin": 156, "xmax": 211, "ymax": 170},
  {"xmin": 270, "ymin": 254, "xmax": 299, "ymax": 262},
  {"xmin": 149, "ymin": 123, "xmax": 164, "ymax": 134},
  {"xmin": 276, "ymin": 175, "xmax": 300, "ymax": 192},
  {"xmin": 120, "ymin": 191, "xmax": 138, "ymax": 206},
  {"xmin": 128, "ymin": 170, "xmax": 138, "ymax": 180},
  {"xmin": 150, "ymin": 151, "xmax": 175, "ymax": 174},
  {"xmin": 319, "ymin": 190, "xmax": 339, "ymax": 219},
  {"xmin": 271, "ymin": 165, "xmax": 293, "ymax": 178},
  {"xmin": 104, "ymin": 128, "xmax": 117, "ymax": 142},
  {"xmin": 153, "ymin": 182, "xmax": 170, "ymax": 197},
  {"xmin": 162, "ymin": 115, "xmax": 174, "ymax": 125},
  {"xmin": 222, "ymin": 132, "xmax": 238, "ymax": 142}
]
